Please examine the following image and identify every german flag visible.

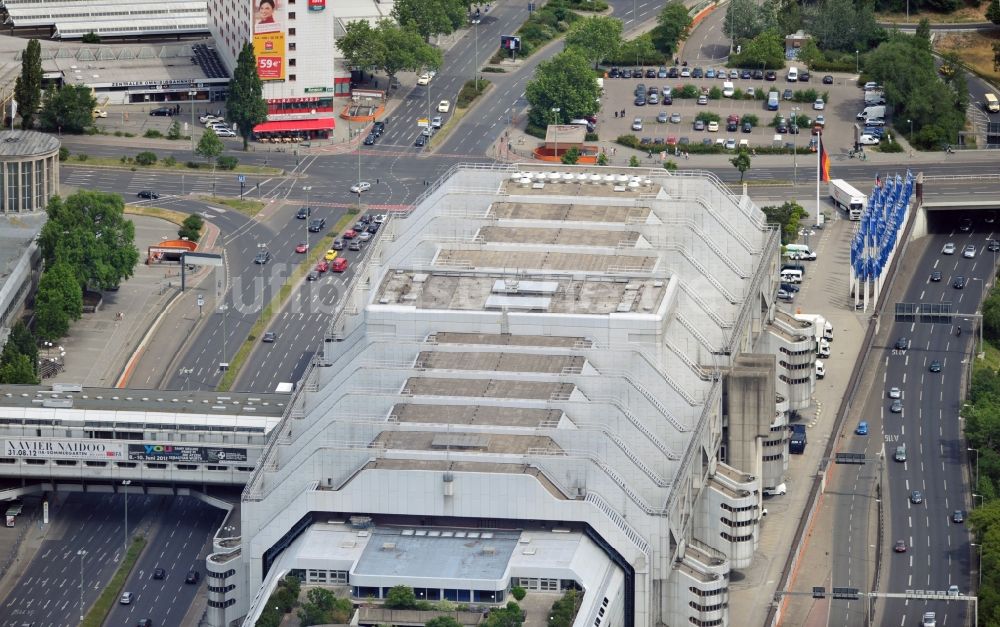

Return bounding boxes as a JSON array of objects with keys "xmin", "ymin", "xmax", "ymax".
[{"xmin": 819, "ymin": 135, "xmax": 831, "ymax": 182}]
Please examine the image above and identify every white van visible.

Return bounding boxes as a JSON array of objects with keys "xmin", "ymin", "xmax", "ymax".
[
  {"xmin": 780, "ymin": 269, "xmax": 803, "ymax": 283},
  {"xmin": 722, "ymin": 81, "xmax": 735, "ymax": 97},
  {"xmin": 785, "ymin": 244, "xmax": 816, "ymax": 260},
  {"xmin": 787, "ymin": 67, "xmax": 798, "ymax": 82}
]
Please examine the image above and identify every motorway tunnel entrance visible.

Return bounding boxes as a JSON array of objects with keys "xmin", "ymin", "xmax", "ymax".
[{"xmin": 924, "ymin": 206, "xmax": 999, "ymax": 235}]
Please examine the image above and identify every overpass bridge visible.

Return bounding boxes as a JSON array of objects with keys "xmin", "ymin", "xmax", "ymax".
[{"xmin": 0, "ymin": 383, "xmax": 288, "ymax": 500}]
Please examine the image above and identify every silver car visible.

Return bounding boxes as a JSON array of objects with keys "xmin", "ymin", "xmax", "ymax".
[
  {"xmin": 942, "ymin": 242, "xmax": 956, "ymax": 255},
  {"xmin": 887, "ymin": 387, "xmax": 901, "ymax": 399},
  {"xmin": 963, "ymin": 244, "xmax": 976, "ymax": 258}
]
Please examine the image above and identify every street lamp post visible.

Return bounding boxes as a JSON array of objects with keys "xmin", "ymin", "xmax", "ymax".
[
  {"xmin": 971, "ymin": 543, "xmax": 983, "ymax": 591},
  {"xmin": 121, "ymin": 479, "xmax": 132, "ymax": 552},
  {"xmin": 550, "ymin": 107, "xmax": 560, "ymax": 159},
  {"xmin": 907, "ymin": 118, "xmax": 913, "ymax": 146},
  {"xmin": 302, "ymin": 186, "xmax": 313, "ymax": 252},
  {"xmin": 257, "ymin": 243, "xmax": 267, "ymax": 325},
  {"xmin": 77, "ymin": 549, "xmax": 87, "ymax": 621},
  {"xmin": 968, "ymin": 447, "xmax": 980, "ymax": 491},
  {"xmin": 855, "ymin": 50, "xmax": 859, "ymax": 74},
  {"xmin": 189, "ymin": 90, "xmax": 197, "ymax": 152},
  {"xmin": 474, "ymin": 19, "xmax": 479, "ymax": 92},
  {"xmin": 791, "ymin": 106, "xmax": 800, "ymax": 182}
]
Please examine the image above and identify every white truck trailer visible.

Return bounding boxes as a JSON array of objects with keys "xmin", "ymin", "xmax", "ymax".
[{"xmin": 829, "ymin": 179, "xmax": 867, "ymax": 220}]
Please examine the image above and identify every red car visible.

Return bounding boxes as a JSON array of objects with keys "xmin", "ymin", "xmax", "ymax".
[
  {"xmin": 295, "ymin": 242, "xmax": 308, "ymax": 253},
  {"xmin": 330, "ymin": 257, "xmax": 348, "ymax": 272},
  {"xmin": 894, "ymin": 540, "xmax": 907, "ymax": 553},
  {"xmin": 343, "ymin": 229, "xmax": 358, "ymax": 240},
  {"xmin": 315, "ymin": 260, "xmax": 329, "ymax": 273}
]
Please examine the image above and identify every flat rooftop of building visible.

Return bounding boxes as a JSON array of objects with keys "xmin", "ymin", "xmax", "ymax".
[
  {"xmin": 435, "ymin": 249, "xmax": 657, "ymax": 273},
  {"xmin": 488, "ymin": 201, "xmax": 651, "ymax": 223},
  {"xmin": 0, "ymin": 385, "xmax": 288, "ymax": 415},
  {"xmin": 402, "ymin": 377, "xmax": 574, "ymax": 400},
  {"xmin": 373, "ymin": 430, "xmax": 559, "ymax": 455},
  {"xmin": 414, "ymin": 351, "xmax": 585, "ymax": 374},
  {"xmin": 390, "ymin": 404, "xmax": 562, "ymax": 428},
  {"xmin": 430, "ymin": 333, "xmax": 590, "ymax": 348},
  {"xmin": 376, "ymin": 273, "xmax": 667, "ymax": 315},
  {"xmin": 0, "ymin": 212, "xmax": 45, "ymax": 276},
  {"xmin": 0, "ymin": 38, "xmax": 221, "ymax": 87},
  {"xmin": 0, "ymin": 131, "xmax": 60, "ymax": 157},
  {"xmin": 343, "ymin": 459, "xmax": 570, "ymax": 499},
  {"xmin": 478, "ymin": 226, "xmax": 641, "ymax": 247},
  {"xmin": 353, "ymin": 527, "xmax": 520, "ymax": 581}
]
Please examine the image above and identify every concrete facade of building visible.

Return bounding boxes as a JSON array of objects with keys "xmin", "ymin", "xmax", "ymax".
[
  {"xmin": 206, "ymin": 0, "xmax": 394, "ymax": 135},
  {"xmin": 206, "ymin": 164, "xmax": 786, "ymax": 627},
  {"xmin": 0, "ymin": 130, "xmax": 60, "ymax": 214}
]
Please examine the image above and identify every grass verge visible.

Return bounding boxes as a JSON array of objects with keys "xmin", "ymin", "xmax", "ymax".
[
  {"xmin": 64, "ymin": 155, "xmax": 284, "ymax": 176},
  {"xmin": 876, "ymin": 4, "xmax": 990, "ymax": 23},
  {"xmin": 217, "ymin": 212, "xmax": 355, "ymax": 392},
  {"xmin": 936, "ymin": 31, "xmax": 1000, "ymax": 83},
  {"xmin": 124, "ymin": 204, "xmax": 192, "ymax": 226},
  {"xmin": 198, "ymin": 195, "xmax": 266, "ymax": 217},
  {"xmin": 80, "ymin": 536, "xmax": 147, "ymax": 627},
  {"xmin": 976, "ymin": 338, "xmax": 1000, "ymax": 373},
  {"xmin": 428, "ymin": 81, "xmax": 494, "ymax": 150}
]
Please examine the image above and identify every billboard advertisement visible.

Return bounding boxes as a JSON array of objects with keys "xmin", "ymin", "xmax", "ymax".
[
  {"xmin": 127, "ymin": 444, "xmax": 248, "ymax": 464},
  {"xmin": 4, "ymin": 438, "xmax": 125, "ymax": 461},
  {"xmin": 253, "ymin": 0, "xmax": 286, "ymax": 81}
]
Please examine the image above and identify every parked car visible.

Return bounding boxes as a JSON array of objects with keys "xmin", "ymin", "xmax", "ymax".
[
  {"xmin": 858, "ymin": 134, "xmax": 880, "ymax": 146},
  {"xmin": 149, "ymin": 107, "xmax": 173, "ymax": 116},
  {"xmin": 823, "ymin": 75, "xmax": 834, "ymax": 84}
]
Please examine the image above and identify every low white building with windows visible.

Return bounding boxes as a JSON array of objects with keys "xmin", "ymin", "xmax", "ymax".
[{"xmin": 207, "ymin": 164, "xmax": 787, "ymax": 627}]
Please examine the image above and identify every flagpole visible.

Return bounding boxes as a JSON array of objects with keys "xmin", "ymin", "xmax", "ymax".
[{"xmin": 816, "ymin": 133, "xmax": 821, "ymax": 229}]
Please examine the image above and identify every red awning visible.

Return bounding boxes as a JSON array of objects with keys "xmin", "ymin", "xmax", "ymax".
[{"xmin": 253, "ymin": 118, "xmax": 336, "ymax": 133}]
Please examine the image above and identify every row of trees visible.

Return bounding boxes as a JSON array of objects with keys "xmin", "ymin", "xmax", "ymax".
[
  {"xmin": 33, "ymin": 191, "xmax": 139, "ymax": 342},
  {"xmin": 864, "ymin": 28, "xmax": 967, "ymax": 149},
  {"xmin": 524, "ymin": 7, "xmax": 692, "ymax": 130},
  {"xmin": 336, "ymin": 19, "xmax": 444, "ymax": 91},
  {"xmin": 13, "ymin": 38, "xmax": 97, "ymax": 133},
  {"xmin": 723, "ymin": 0, "xmax": 883, "ymax": 54}
]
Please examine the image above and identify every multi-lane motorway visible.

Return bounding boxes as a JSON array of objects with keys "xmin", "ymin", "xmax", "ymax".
[{"xmin": 822, "ymin": 210, "xmax": 987, "ymax": 627}]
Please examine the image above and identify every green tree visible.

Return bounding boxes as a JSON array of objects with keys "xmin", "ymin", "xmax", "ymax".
[
  {"xmin": 547, "ymin": 590, "xmax": 579, "ymax": 627},
  {"xmin": 38, "ymin": 85, "xmax": 96, "ymax": 133},
  {"xmin": 385, "ymin": 585, "xmax": 417, "ymax": 609},
  {"xmin": 226, "ymin": 43, "xmax": 268, "ymax": 150},
  {"xmin": 561, "ymin": 147, "xmax": 581, "ymax": 164},
  {"xmin": 730, "ymin": 30, "xmax": 786, "ymax": 69},
  {"xmin": 80, "ymin": 31, "xmax": 101, "ymax": 43},
  {"xmin": 597, "ymin": 152, "xmax": 609, "ymax": 165},
  {"xmin": 14, "ymin": 39, "xmax": 42, "ymax": 130},
  {"xmin": 484, "ymin": 602, "xmax": 524, "ymax": 627},
  {"xmin": 338, "ymin": 19, "xmax": 443, "ymax": 92},
  {"xmin": 804, "ymin": 0, "xmax": 883, "ymax": 53},
  {"xmin": 629, "ymin": 155, "xmax": 640, "ymax": 167},
  {"xmin": 426, "ymin": 617, "xmax": 463, "ymax": 627},
  {"xmin": 297, "ymin": 588, "xmax": 352, "ymax": 626},
  {"xmin": 651, "ymin": 2, "xmax": 692, "ymax": 55},
  {"xmin": 38, "ymin": 191, "xmax": 140, "ymax": 290},
  {"xmin": 34, "ymin": 262, "xmax": 82, "ymax": 341},
  {"xmin": 915, "ymin": 18, "xmax": 931, "ymax": 49},
  {"xmin": 565, "ymin": 16, "xmax": 622, "ymax": 68},
  {"xmin": 392, "ymin": 0, "xmax": 467, "ymax": 41},
  {"xmin": 8, "ymin": 321, "xmax": 38, "ymax": 372},
  {"xmin": 167, "ymin": 119, "xmax": 182, "ymax": 140},
  {"xmin": 196, "ymin": 129, "xmax": 224, "ymax": 163},
  {"xmin": 611, "ymin": 33, "xmax": 661, "ymax": 65},
  {"xmin": 526, "ymin": 49, "xmax": 601, "ymax": 128},
  {"xmin": 762, "ymin": 201, "xmax": 808, "ymax": 244},
  {"xmin": 135, "ymin": 151, "xmax": 157, "ymax": 166},
  {"xmin": 723, "ymin": 0, "xmax": 766, "ymax": 44},
  {"xmin": 0, "ymin": 352, "xmax": 37, "ymax": 384},
  {"xmin": 989, "ymin": 0, "xmax": 1000, "ymax": 24},
  {"xmin": 731, "ymin": 148, "xmax": 752, "ymax": 182},
  {"xmin": 178, "ymin": 214, "xmax": 204, "ymax": 241}
]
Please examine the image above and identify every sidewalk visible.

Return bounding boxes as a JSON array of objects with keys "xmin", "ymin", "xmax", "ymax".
[
  {"xmin": 49, "ymin": 213, "xmax": 221, "ymax": 388},
  {"xmin": 727, "ymin": 198, "xmax": 871, "ymax": 626}
]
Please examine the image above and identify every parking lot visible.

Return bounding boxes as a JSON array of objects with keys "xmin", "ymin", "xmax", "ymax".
[{"xmin": 597, "ymin": 66, "xmax": 881, "ymax": 153}]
